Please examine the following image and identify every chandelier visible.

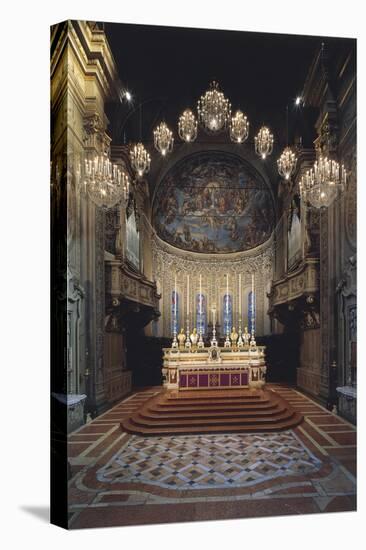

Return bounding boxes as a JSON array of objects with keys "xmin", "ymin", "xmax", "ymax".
[
  {"xmin": 299, "ymin": 155, "xmax": 347, "ymax": 208},
  {"xmin": 197, "ymin": 81, "xmax": 231, "ymax": 133},
  {"xmin": 130, "ymin": 142, "xmax": 151, "ymax": 178},
  {"xmin": 153, "ymin": 122, "xmax": 174, "ymax": 156},
  {"xmin": 277, "ymin": 146, "xmax": 297, "ymax": 180},
  {"xmin": 229, "ymin": 110, "xmax": 249, "ymax": 143},
  {"xmin": 84, "ymin": 155, "xmax": 130, "ymax": 209},
  {"xmin": 178, "ymin": 109, "xmax": 198, "ymax": 142},
  {"xmin": 254, "ymin": 126, "xmax": 274, "ymax": 159}
]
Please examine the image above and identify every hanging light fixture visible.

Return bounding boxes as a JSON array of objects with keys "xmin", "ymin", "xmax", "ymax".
[
  {"xmin": 129, "ymin": 142, "xmax": 151, "ymax": 178},
  {"xmin": 83, "ymin": 155, "xmax": 130, "ymax": 209},
  {"xmin": 153, "ymin": 122, "xmax": 174, "ymax": 156},
  {"xmin": 229, "ymin": 110, "xmax": 249, "ymax": 143},
  {"xmin": 197, "ymin": 81, "xmax": 231, "ymax": 133},
  {"xmin": 299, "ymin": 155, "xmax": 346, "ymax": 208},
  {"xmin": 178, "ymin": 109, "xmax": 198, "ymax": 143},
  {"xmin": 277, "ymin": 147, "xmax": 297, "ymax": 180},
  {"xmin": 277, "ymin": 105, "xmax": 297, "ymax": 180},
  {"xmin": 254, "ymin": 126, "xmax": 274, "ymax": 159}
]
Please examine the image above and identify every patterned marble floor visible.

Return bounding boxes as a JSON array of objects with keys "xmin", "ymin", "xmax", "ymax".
[
  {"xmin": 97, "ymin": 431, "xmax": 321, "ymax": 489},
  {"xmin": 67, "ymin": 385, "xmax": 356, "ymax": 529}
]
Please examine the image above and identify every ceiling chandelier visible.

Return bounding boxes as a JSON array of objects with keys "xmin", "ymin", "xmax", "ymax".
[
  {"xmin": 254, "ymin": 126, "xmax": 274, "ymax": 159},
  {"xmin": 277, "ymin": 146, "xmax": 297, "ymax": 180},
  {"xmin": 299, "ymin": 155, "xmax": 347, "ymax": 208},
  {"xmin": 130, "ymin": 142, "xmax": 151, "ymax": 178},
  {"xmin": 84, "ymin": 155, "xmax": 130, "ymax": 209},
  {"xmin": 229, "ymin": 110, "xmax": 249, "ymax": 143},
  {"xmin": 178, "ymin": 109, "xmax": 198, "ymax": 143},
  {"xmin": 197, "ymin": 81, "xmax": 231, "ymax": 133},
  {"xmin": 153, "ymin": 122, "xmax": 174, "ymax": 156}
]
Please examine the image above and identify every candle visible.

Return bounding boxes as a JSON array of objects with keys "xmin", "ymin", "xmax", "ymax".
[
  {"xmin": 226, "ymin": 274, "xmax": 229, "ymax": 334},
  {"xmin": 239, "ymin": 274, "xmax": 242, "ymax": 317},
  {"xmin": 174, "ymin": 275, "xmax": 177, "ymax": 317},
  {"xmin": 187, "ymin": 274, "xmax": 189, "ymax": 317},
  {"xmin": 251, "ymin": 274, "xmax": 255, "ymax": 331},
  {"xmin": 199, "ymin": 274, "xmax": 202, "ymax": 316},
  {"xmin": 226, "ymin": 274, "xmax": 229, "ymax": 314}
]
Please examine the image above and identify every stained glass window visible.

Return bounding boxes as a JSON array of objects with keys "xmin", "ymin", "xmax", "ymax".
[
  {"xmin": 223, "ymin": 294, "xmax": 233, "ymax": 334},
  {"xmin": 248, "ymin": 291, "xmax": 256, "ymax": 333},
  {"xmin": 196, "ymin": 293, "xmax": 207, "ymax": 335},
  {"xmin": 171, "ymin": 290, "xmax": 179, "ymax": 333}
]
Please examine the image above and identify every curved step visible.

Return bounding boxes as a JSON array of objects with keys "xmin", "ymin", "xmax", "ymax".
[
  {"xmin": 122, "ymin": 412, "xmax": 303, "ymax": 436},
  {"xmin": 151, "ymin": 399, "xmax": 277, "ymax": 411},
  {"xmin": 129, "ymin": 409, "xmax": 295, "ymax": 429},
  {"xmin": 140, "ymin": 405, "xmax": 286, "ymax": 421},
  {"xmin": 120, "ymin": 389, "xmax": 303, "ymax": 435}
]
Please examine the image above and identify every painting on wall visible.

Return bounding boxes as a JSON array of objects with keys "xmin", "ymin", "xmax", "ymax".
[{"xmin": 153, "ymin": 151, "xmax": 274, "ymax": 254}]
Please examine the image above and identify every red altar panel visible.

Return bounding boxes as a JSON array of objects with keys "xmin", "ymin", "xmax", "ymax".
[{"xmin": 179, "ymin": 370, "xmax": 249, "ymax": 390}]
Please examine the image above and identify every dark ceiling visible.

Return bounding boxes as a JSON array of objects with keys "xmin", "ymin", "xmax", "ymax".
[{"xmin": 102, "ymin": 22, "xmax": 354, "ymax": 189}]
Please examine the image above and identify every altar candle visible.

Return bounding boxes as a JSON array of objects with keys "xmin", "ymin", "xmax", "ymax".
[
  {"xmin": 239, "ymin": 273, "xmax": 242, "ymax": 317},
  {"xmin": 226, "ymin": 274, "xmax": 229, "ymax": 314},
  {"xmin": 251, "ymin": 274, "xmax": 255, "ymax": 321},
  {"xmin": 187, "ymin": 274, "xmax": 189, "ymax": 317},
  {"xmin": 199, "ymin": 274, "xmax": 202, "ymax": 316},
  {"xmin": 174, "ymin": 275, "xmax": 177, "ymax": 317}
]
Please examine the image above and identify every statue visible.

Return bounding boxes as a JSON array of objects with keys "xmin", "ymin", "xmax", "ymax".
[
  {"xmin": 190, "ymin": 328, "xmax": 199, "ymax": 351},
  {"xmin": 177, "ymin": 328, "xmax": 186, "ymax": 350},
  {"xmin": 243, "ymin": 326, "xmax": 250, "ymax": 347},
  {"xmin": 230, "ymin": 327, "xmax": 239, "ymax": 349}
]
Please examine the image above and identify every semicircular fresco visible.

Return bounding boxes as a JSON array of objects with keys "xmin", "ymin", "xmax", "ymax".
[{"xmin": 152, "ymin": 151, "xmax": 275, "ymax": 254}]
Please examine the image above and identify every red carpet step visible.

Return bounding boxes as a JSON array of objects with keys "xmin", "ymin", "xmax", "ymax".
[{"xmin": 121, "ymin": 388, "xmax": 303, "ymax": 435}]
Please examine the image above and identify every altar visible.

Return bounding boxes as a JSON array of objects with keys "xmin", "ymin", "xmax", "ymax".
[{"xmin": 162, "ymin": 345, "xmax": 267, "ymax": 391}]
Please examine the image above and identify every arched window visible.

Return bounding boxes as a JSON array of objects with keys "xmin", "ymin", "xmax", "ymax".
[
  {"xmin": 223, "ymin": 294, "xmax": 233, "ymax": 334},
  {"xmin": 248, "ymin": 291, "xmax": 256, "ymax": 333},
  {"xmin": 196, "ymin": 293, "xmax": 207, "ymax": 335},
  {"xmin": 126, "ymin": 208, "xmax": 140, "ymax": 269},
  {"xmin": 171, "ymin": 290, "xmax": 179, "ymax": 333}
]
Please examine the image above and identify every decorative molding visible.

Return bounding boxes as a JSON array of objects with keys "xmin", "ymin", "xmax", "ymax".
[
  {"xmin": 152, "ymin": 234, "xmax": 273, "ymax": 337},
  {"xmin": 105, "ymin": 258, "xmax": 160, "ymax": 311},
  {"xmin": 268, "ymin": 258, "xmax": 319, "ymax": 309}
]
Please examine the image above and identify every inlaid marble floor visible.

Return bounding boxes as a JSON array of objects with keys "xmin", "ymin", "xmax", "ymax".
[
  {"xmin": 97, "ymin": 431, "xmax": 321, "ymax": 489},
  {"xmin": 66, "ymin": 385, "xmax": 356, "ymax": 529}
]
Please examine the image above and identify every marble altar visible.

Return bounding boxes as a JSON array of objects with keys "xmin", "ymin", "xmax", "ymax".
[{"xmin": 162, "ymin": 345, "xmax": 266, "ymax": 391}]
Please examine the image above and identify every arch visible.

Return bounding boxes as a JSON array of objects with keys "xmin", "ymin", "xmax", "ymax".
[{"xmin": 152, "ymin": 150, "xmax": 275, "ymax": 254}]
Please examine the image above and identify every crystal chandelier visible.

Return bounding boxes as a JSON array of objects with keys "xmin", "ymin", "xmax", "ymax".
[
  {"xmin": 84, "ymin": 155, "xmax": 130, "ymax": 209},
  {"xmin": 153, "ymin": 122, "xmax": 174, "ymax": 156},
  {"xmin": 254, "ymin": 126, "xmax": 274, "ymax": 159},
  {"xmin": 178, "ymin": 109, "xmax": 198, "ymax": 142},
  {"xmin": 277, "ymin": 146, "xmax": 297, "ymax": 180},
  {"xmin": 299, "ymin": 155, "xmax": 346, "ymax": 208},
  {"xmin": 197, "ymin": 81, "xmax": 231, "ymax": 133},
  {"xmin": 129, "ymin": 142, "xmax": 151, "ymax": 178},
  {"xmin": 229, "ymin": 110, "xmax": 249, "ymax": 143}
]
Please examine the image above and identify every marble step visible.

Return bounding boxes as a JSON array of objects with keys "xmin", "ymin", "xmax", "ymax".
[
  {"xmin": 150, "ymin": 402, "xmax": 279, "ymax": 414},
  {"xmin": 121, "ymin": 412, "xmax": 303, "ymax": 436},
  {"xmin": 120, "ymin": 389, "xmax": 304, "ymax": 435},
  {"xmin": 129, "ymin": 408, "xmax": 294, "ymax": 427}
]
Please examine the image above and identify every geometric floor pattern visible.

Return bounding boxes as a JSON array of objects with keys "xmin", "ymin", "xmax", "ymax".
[
  {"xmin": 97, "ymin": 431, "xmax": 321, "ymax": 490},
  {"xmin": 67, "ymin": 385, "xmax": 356, "ymax": 528}
]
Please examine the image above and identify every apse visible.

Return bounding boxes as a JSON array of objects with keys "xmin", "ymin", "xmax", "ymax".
[{"xmin": 152, "ymin": 151, "xmax": 275, "ymax": 254}]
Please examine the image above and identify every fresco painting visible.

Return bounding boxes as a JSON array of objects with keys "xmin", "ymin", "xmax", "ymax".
[{"xmin": 153, "ymin": 152, "xmax": 274, "ymax": 254}]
